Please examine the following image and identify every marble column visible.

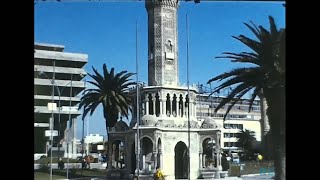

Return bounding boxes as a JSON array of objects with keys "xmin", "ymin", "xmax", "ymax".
[
  {"xmin": 159, "ymin": 99, "xmax": 163, "ymax": 116},
  {"xmin": 152, "ymin": 95, "xmax": 156, "ymax": 116},
  {"xmin": 163, "ymin": 99, "xmax": 166, "ymax": 116},
  {"xmin": 182, "ymin": 99, "xmax": 185, "ymax": 117},
  {"xmin": 199, "ymin": 153, "xmax": 203, "ymax": 169},
  {"xmin": 142, "ymin": 155, "xmax": 146, "ymax": 170},
  {"xmin": 216, "ymin": 132, "xmax": 222, "ymax": 170},
  {"xmin": 176, "ymin": 98, "xmax": 180, "ymax": 117},
  {"xmin": 153, "ymin": 152, "xmax": 158, "ymax": 170},
  {"xmin": 145, "ymin": 95, "xmax": 149, "ymax": 115},
  {"xmin": 189, "ymin": 101, "xmax": 192, "ymax": 117}
]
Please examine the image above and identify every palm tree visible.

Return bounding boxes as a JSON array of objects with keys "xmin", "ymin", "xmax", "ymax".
[
  {"xmin": 207, "ymin": 16, "xmax": 285, "ymax": 180},
  {"xmin": 236, "ymin": 129, "xmax": 256, "ymax": 156},
  {"xmin": 79, "ymin": 63, "xmax": 135, "ymax": 157}
]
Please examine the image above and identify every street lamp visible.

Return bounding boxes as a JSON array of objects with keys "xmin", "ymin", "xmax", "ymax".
[
  {"xmin": 39, "ymin": 71, "xmax": 73, "ymax": 147},
  {"xmin": 186, "ymin": 3, "xmax": 199, "ymax": 179},
  {"xmin": 81, "ymin": 80, "xmax": 87, "ymax": 165},
  {"xmin": 39, "ymin": 71, "xmax": 84, "ymax": 178}
]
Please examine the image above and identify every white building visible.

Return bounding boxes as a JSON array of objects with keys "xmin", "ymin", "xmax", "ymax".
[
  {"xmin": 34, "ymin": 42, "xmax": 88, "ymax": 158},
  {"xmin": 196, "ymin": 93, "xmax": 261, "ymax": 153},
  {"xmin": 84, "ymin": 134, "xmax": 104, "ymax": 144}
]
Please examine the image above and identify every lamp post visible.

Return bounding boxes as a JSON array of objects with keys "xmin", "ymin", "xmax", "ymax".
[
  {"xmin": 81, "ymin": 80, "xmax": 87, "ymax": 164},
  {"xmin": 49, "ymin": 61, "xmax": 56, "ymax": 180},
  {"xmin": 39, "ymin": 71, "xmax": 84, "ymax": 179},
  {"xmin": 135, "ymin": 19, "xmax": 140, "ymax": 179},
  {"xmin": 66, "ymin": 74, "xmax": 73, "ymax": 179},
  {"xmin": 186, "ymin": 3, "xmax": 198, "ymax": 178},
  {"xmin": 39, "ymin": 72, "xmax": 74, "ymax": 145}
]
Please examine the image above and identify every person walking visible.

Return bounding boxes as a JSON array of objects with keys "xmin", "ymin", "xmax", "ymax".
[
  {"xmin": 85, "ymin": 155, "xmax": 91, "ymax": 169},
  {"xmin": 58, "ymin": 157, "xmax": 64, "ymax": 170}
]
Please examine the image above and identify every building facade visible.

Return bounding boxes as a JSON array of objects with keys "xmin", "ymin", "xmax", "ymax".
[
  {"xmin": 195, "ymin": 93, "xmax": 261, "ymax": 153},
  {"xmin": 34, "ymin": 43, "xmax": 87, "ymax": 158}
]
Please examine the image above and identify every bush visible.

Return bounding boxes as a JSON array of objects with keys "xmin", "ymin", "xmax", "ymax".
[{"xmin": 38, "ymin": 158, "xmax": 49, "ymax": 172}]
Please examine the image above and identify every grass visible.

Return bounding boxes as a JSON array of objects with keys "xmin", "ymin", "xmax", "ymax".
[
  {"xmin": 34, "ymin": 172, "xmax": 66, "ymax": 180},
  {"xmin": 34, "ymin": 169, "xmax": 107, "ymax": 179}
]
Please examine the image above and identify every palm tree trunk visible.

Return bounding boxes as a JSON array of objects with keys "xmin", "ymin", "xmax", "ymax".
[
  {"xmin": 264, "ymin": 87, "xmax": 285, "ymax": 180},
  {"xmin": 259, "ymin": 92, "xmax": 270, "ymax": 137},
  {"xmin": 258, "ymin": 92, "xmax": 271, "ymax": 159}
]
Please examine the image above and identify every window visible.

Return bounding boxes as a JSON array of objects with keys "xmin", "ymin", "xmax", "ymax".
[{"xmin": 224, "ymin": 124, "xmax": 244, "ymax": 130}]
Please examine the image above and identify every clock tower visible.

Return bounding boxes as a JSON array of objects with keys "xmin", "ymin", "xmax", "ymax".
[{"xmin": 146, "ymin": 0, "xmax": 179, "ymax": 87}]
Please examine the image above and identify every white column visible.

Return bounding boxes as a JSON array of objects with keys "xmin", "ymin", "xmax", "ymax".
[
  {"xmin": 159, "ymin": 99, "xmax": 163, "ymax": 117},
  {"xmin": 142, "ymin": 101, "xmax": 145, "ymax": 115},
  {"xmin": 152, "ymin": 94, "xmax": 156, "ymax": 116},
  {"xmin": 163, "ymin": 99, "xmax": 166, "ymax": 116},
  {"xmin": 142, "ymin": 155, "xmax": 146, "ymax": 170},
  {"xmin": 203, "ymin": 154, "xmax": 206, "ymax": 167},
  {"xmin": 182, "ymin": 99, "xmax": 185, "ymax": 117},
  {"xmin": 175, "ymin": 98, "xmax": 179, "ymax": 117},
  {"xmin": 154, "ymin": 152, "xmax": 158, "ymax": 170},
  {"xmin": 190, "ymin": 101, "xmax": 193, "ymax": 117},
  {"xmin": 216, "ymin": 132, "xmax": 222, "ymax": 170},
  {"xmin": 194, "ymin": 102, "xmax": 197, "ymax": 118},
  {"xmin": 145, "ymin": 95, "xmax": 149, "ymax": 115},
  {"xmin": 199, "ymin": 153, "xmax": 203, "ymax": 169}
]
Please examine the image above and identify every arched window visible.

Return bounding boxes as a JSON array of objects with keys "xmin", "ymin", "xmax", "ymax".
[
  {"xmin": 155, "ymin": 93, "xmax": 160, "ymax": 117},
  {"xmin": 172, "ymin": 94, "xmax": 177, "ymax": 117},
  {"xmin": 148, "ymin": 93, "xmax": 154, "ymax": 115},
  {"xmin": 166, "ymin": 93, "xmax": 171, "ymax": 117}
]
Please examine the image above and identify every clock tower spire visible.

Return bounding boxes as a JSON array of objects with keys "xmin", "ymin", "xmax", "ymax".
[{"xmin": 145, "ymin": 0, "xmax": 179, "ymax": 87}]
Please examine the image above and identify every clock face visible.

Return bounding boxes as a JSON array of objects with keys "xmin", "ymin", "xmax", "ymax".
[{"xmin": 165, "ymin": 12, "xmax": 172, "ymax": 19}]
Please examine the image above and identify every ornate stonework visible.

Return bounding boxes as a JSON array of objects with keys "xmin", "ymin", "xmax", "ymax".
[{"xmin": 146, "ymin": 0, "xmax": 179, "ymax": 86}]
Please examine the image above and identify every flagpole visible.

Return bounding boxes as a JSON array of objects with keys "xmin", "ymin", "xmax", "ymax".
[
  {"xmin": 136, "ymin": 19, "xmax": 140, "ymax": 180},
  {"xmin": 186, "ymin": 12, "xmax": 191, "ymax": 180}
]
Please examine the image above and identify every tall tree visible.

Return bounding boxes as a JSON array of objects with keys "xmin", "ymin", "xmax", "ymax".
[
  {"xmin": 207, "ymin": 16, "xmax": 285, "ymax": 180},
  {"xmin": 79, "ymin": 63, "xmax": 135, "ymax": 155}
]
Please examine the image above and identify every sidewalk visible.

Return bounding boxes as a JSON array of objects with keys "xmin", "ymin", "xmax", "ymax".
[{"xmin": 34, "ymin": 162, "xmax": 106, "ymax": 170}]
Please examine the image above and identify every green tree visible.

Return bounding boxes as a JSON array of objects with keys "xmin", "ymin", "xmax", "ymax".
[
  {"xmin": 207, "ymin": 16, "xmax": 285, "ymax": 180},
  {"xmin": 79, "ymin": 63, "xmax": 135, "ymax": 154},
  {"xmin": 236, "ymin": 129, "xmax": 256, "ymax": 155}
]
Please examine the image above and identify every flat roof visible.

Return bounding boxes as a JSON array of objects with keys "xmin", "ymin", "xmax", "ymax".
[{"xmin": 34, "ymin": 42, "xmax": 65, "ymax": 52}]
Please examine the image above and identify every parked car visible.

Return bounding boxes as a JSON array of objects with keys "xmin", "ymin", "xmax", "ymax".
[{"xmin": 231, "ymin": 153, "xmax": 240, "ymax": 164}]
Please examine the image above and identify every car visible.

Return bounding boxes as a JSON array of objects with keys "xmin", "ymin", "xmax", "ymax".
[{"xmin": 231, "ymin": 153, "xmax": 240, "ymax": 164}]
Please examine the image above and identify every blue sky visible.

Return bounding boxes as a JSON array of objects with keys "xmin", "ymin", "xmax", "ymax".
[{"xmin": 34, "ymin": 1, "xmax": 285, "ymax": 139}]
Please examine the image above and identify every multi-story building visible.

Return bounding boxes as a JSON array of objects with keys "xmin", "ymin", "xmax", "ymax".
[
  {"xmin": 34, "ymin": 42, "xmax": 87, "ymax": 158},
  {"xmin": 195, "ymin": 92, "xmax": 261, "ymax": 153}
]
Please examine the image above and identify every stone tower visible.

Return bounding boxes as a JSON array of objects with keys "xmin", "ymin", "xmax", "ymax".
[
  {"xmin": 107, "ymin": 1, "xmax": 223, "ymax": 179},
  {"xmin": 146, "ymin": 0, "xmax": 179, "ymax": 86}
]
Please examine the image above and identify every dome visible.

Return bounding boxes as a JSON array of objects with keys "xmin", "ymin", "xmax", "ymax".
[
  {"xmin": 114, "ymin": 120, "xmax": 129, "ymax": 131},
  {"xmin": 141, "ymin": 115, "xmax": 158, "ymax": 126},
  {"xmin": 202, "ymin": 118, "xmax": 218, "ymax": 129}
]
